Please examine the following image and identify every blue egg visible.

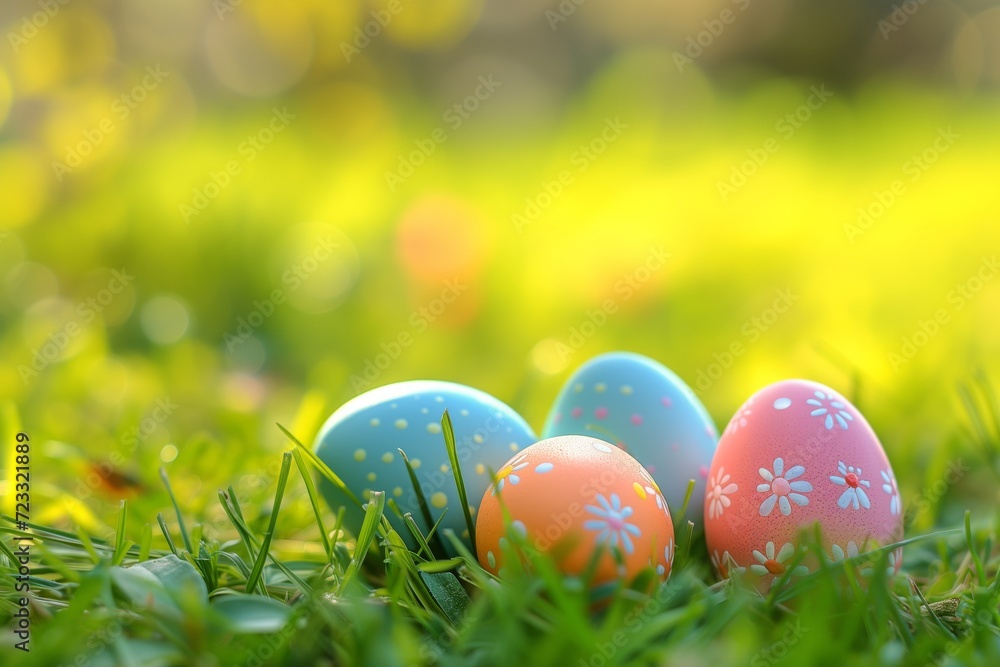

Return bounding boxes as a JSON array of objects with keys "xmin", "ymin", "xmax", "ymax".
[
  {"xmin": 314, "ymin": 381, "xmax": 536, "ymax": 552},
  {"xmin": 541, "ymin": 352, "xmax": 718, "ymax": 530}
]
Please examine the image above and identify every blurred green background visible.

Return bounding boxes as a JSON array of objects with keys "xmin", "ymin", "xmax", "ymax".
[{"xmin": 0, "ymin": 0, "xmax": 998, "ymax": 542}]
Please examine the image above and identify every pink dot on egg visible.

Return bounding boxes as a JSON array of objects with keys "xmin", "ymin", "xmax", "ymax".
[
  {"xmin": 661, "ymin": 397, "xmax": 672, "ymax": 408},
  {"xmin": 571, "ymin": 407, "xmax": 582, "ymax": 418},
  {"xmin": 647, "ymin": 465, "xmax": 656, "ymax": 474},
  {"xmin": 699, "ymin": 465, "xmax": 709, "ymax": 479},
  {"xmin": 594, "ymin": 407, "xmax": 608, "ymax": 419},
  {"xmin": 631, "ymin": 414, "xmax": 643, "ymax": 426}
]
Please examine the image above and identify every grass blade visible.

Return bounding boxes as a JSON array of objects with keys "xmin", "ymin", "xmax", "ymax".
[
  {"xmin": 417, "ymin": 557, "xmax": 464, "ymax": 573},
  {"xmin": 0, "ymin": 535, "xmax": 18, "ymax": 564},
  {"xmin": 965, "ymin": 509, "xmax": 987, "ymax": 586},
  {"xmin": 246, "ymin": 452, "xmax": 292, "ymax": 595},
  {"xmin": 292, "ymin": 448, "xmax": 332, "ymax": 559},
  {"xmin": 218, "ymin": 489, "xmax": 258, "ymax": 567},
  {"xmin": 277, "ymin": 422, "xmax": 361, "ymax": 507},
  {"xmin": 400, "ymin": 448, "xmax": 448, "ymax": 557},
  {"xmin": 217, "ymin": 487, "xmax": 313, "ymax": 596},
  {"xmin": 156, "ymin": 513, "xmax": 177, "ymax": 556},
  {"xmin": 112, "ymin": 500, "xmax": 133, "ymax": 566},
  {"xmin": 159, "ymin": 467, "xmax": 191, "ymax": 553},
  {"xmin": 440, "ymin": 410, "xmax": 476, "ymax": 547},
  {"xmin": 340, "ymin": 491, "xmax": 385, "ymax": 594},
  {"xmin": 402, "ymin": 513, "xmax": 434, "ymax": 560}
]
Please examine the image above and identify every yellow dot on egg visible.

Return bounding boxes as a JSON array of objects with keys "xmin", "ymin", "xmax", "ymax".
[
  {"xmin": 460, "ymin": 409, "xmax": 469, "ymax": 416},
  {"xmin": 353, "ymin": 449, "xmax": 367, "ymax": 462},
  {"xmin": 427, "ymin": 423, "xmax": 441, "ymax": 435},
  {"xmin": 430, "ymin": 492, "xmax": 447, "ymax": 508},
  {"xmin": 595, "ymin": 383, "xmax": 606, "ymax": 393},
  {"xmin": 620, "ymin": 385, "xmax": 633, "ymax": 395},
  {"xmin": 469, "ymin": 506, "xmax": 476, "ymax": 515},
  {"xmin": 475, "ymin": 464, "xmax": 485, "ymax": 475},
  {"xmin": 381, "ymin": 452, "xmax": 394, "ymax": 464},
  {"xmin": 462, "ymin": 530, "xmax": 469, "ymax": 539},
  {"xmin": 367, "ymin": 472, "xmax": 377, "ymax": 482},
  {"xmin": 369, "ymin": 418, "xmax": 380, "ymax": 427},
  {"xmin": 509, "ymin": 443, "xmax": 519, "ymax": 452},
  {"xmin": 411, "ymin": 458, "xmax": 421, "ymax": 469},
  {"xmin": 633, "ymin": 482, "xmax": 647, "ymax": 499},
  {"xmin": 363, "ymin": 489, "xmax": 372, "ymax": 499},
  {"xmin": 573, "ymin": 383, "xmax": 584, "ymax": 393},
  {"xmin": 473, "ymin": 434, "xmax": 484, "ymax": 444},
  {"xmin": 395, "ymin": 419, "xmax": 408, "ymax": 430},
  {"xmin": 393, "ymin": 487, "xmax": 403, "ymax": 497},
  {"xmin": 440, "ymin": 464, "xmax": 449, "ymax": 473}
]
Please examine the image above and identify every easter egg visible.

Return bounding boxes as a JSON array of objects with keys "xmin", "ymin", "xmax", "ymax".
[
  {"xmin": 704, "ymin": 379, "xmax": 903, "ymax": 591},
  {"xmin": 475, "ymin": 435, "xmax": 675, "ymax": 585},
  {"xmin": 542, "ymin": 352, "xmax": 718, "ymax": 530},
  {"xmin": 313, "ymin": 381, "xmax": 536, "ymax": 552}
]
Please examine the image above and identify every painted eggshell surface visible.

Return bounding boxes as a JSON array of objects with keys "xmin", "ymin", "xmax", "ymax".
[
  {"xmin": 704, "ymin": 379, "xmax": 903, "ymax": 591},
  {"xmin": 314, "ymin": 381, "xmax": 536, "ymax": 552},
  {"xmin": 476, "ymin": 435, "xmax": 675, "ymax": 585},
  {"xmin": 542, "ymin": 352, "xmax": 718, "ymax": 530}
]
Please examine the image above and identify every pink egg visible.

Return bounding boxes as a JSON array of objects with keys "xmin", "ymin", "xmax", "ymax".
[{"xmin": 704, "ymin": 379, "xmax": 903, "ymax": 591}]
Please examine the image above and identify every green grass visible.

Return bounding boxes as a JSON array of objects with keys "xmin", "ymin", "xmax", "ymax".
[{"xmin": 2, "ymin": 391, "xmax": 1000, "ymax": 667}]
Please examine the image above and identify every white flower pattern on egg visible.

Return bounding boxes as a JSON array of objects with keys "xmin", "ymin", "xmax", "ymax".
[
  {"xmin": 756, "ymin": 457, "xmax": 812, "ymax": 517},
  {"xmin": 634, "ymin": 467, "xmax": 670, "ymax": 518},
  {"xmin": 491, "ymin": 452, "xmax": 529, "ymax": 495},
  {"xmin": 880, "ymin": 470, "xmax": 900, "ymax": 516},
  {"xmin": 806, "ymin": 390, "xmax": 854, "ymax": 430},
  {"xmin": 825, "ymin": 541, "xmax": 861, "ymax": 564},
  {"xmin": 726, "ymin": 397, "xmax": 754, "ymax": 436},
  {"xmin": 707, "ymin": 467, "xmax": 738, "ymax": 519},
  {"xmin": 830, "ymin": 461, "xmax": 871, "ymax": 510},
  {"xmin": 583, "ymin": 493, "xmax": 641, "ymax": 555},
  {"xmin": 656, "ymin": 537, "xmax": 675, "ymax": 576},
  {"xmin": 749, "ymin": 542, "xmax": 809, "ymax": 577}
]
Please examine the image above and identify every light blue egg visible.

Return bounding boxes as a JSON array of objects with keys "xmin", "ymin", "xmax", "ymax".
[
  {"xmin": 314, "ymin": 381, "xmax": 536, "ymax": 552},
  {"xmin": 541, "ymin": 352, "xmax": 717, "ymax": 530}
]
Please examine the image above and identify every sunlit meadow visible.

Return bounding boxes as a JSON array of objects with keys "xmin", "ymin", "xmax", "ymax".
[{"xmin": 2, "ymin": 0, "xmax": 1000, "ymax": 665}]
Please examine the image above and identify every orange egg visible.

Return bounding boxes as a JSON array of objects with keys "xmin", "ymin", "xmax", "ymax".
[{"xmin": 475, "ymin": 435, "xmax": 674, "ymax": 585}]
